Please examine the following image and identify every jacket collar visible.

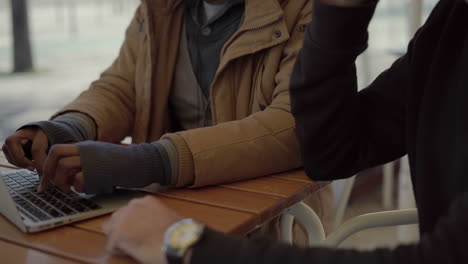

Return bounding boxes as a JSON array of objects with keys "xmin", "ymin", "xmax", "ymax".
[
  {"xmin": 218, "ymin": 0, "xmax": 289, "ymax": 67},
  {"xmin": 142, "ymin": 0, "xmax": 183, "ymax": 12},
  {"xmin": 141, "ymin": 0, "xmax": 289, "ymax": 72},
  {"xmin": 241, "ymin": 0, "xmax": 284, "ymax": 31},
  {"xmin": 142, "ymin": 0, "xmax": 284, "ymax": 26}
]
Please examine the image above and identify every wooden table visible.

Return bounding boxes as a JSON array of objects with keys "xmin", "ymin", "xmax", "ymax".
[{"xmin": 0, "ymin": 153, "xmax": 323, "ymax": 264}]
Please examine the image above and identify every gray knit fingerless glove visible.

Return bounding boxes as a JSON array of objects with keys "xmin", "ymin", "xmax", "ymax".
[
  {"xmin": 21, "ymin": 119, "xmax": 89, "ymax": 146},
  {"xmin": 77, "ymin": 141, "xmax": 172, "ymax": 194}
]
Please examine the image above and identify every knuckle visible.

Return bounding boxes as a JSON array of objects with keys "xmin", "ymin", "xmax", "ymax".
[
  {"xmin": 142, "ymin": 195, "xmax": 155, "ymax": 202},
  {"xmin": 128, "ymin": 199, "xmax": 145, "ymax": 208},
  {"xmin": 128, "ymin": 199, "xmax": 140, "ymax": 206},
  {"xmin": 5, "ymin": 137, "xmax": 13, "ymax": 145}
]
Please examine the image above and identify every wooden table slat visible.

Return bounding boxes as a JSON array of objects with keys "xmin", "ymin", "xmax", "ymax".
[
  {"xmin": 158, "ymin": 187, "xmax": 286, "ymax": 220},
  {"xmin": 222, "ymin": 177, "xmax": 314, "ymax": 199},
  {"xmin": 0, "ymin": 239, "xmax": 80, "ymax": 264},
  {"xmin": 75, "ymin": 195, "xmax": 257, "ymax": 236},
  {"xmin": 271, "ymin": 169, "xmax": 314, "ymax": 183},
  {"xmin": 0, "ymin": 216, "xmax": 135, "ymax": 264}
]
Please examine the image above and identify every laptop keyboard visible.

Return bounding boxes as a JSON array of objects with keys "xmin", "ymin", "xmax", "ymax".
[{"xmin": 3, "ymin": 170, "xmax": 101, "ymax": 222}]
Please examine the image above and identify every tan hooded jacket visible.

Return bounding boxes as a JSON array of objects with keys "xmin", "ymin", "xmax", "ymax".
[{"xmin": 53, "ymin": 0, "xmax": 312, "ymax": 187}]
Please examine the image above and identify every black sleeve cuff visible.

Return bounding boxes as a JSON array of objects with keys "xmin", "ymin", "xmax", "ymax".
[
  {"xmin": 191, "ymin": 228, "xmax": 248, "ymax": 264},
  {"xmin": 309, "ymin": 0, "xmax": 378, "ymax": 51},
  {"xmin": 190, "ymin": 227, "xmax": 385, "ymax": 264}
]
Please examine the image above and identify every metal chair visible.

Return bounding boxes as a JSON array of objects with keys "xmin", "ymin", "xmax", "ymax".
[
  {"xmin": 280, "ymin": 161, "xmax": 417, "ymax": 246},
  {"xmin": 280, "ymin": 199, "xmax": 418, "ymax": 247}
]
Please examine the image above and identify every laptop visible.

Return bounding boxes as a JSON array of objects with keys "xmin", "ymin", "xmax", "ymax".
[{"xmin": 0, "ymin": 169, "xmax": 143, "ymax": 233}]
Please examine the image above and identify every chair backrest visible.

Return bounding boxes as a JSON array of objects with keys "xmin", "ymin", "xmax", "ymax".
[{"xmin": 322, "ymin": 208, "xmax": 419, "ymax": 247}]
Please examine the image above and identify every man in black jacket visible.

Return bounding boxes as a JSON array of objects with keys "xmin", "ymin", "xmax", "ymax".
[{"xmin": 101, "ymin": 0, "xmax": 468, "ymax": 263}]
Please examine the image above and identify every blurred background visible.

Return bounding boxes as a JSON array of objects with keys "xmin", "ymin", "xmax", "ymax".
[
  {"xmin": 0, "ymin": 0, "xmax": 139, "ymax": 141},
  {"xmin": 0, "ymin": 0, "xmax": 438, "ymax": 250},
  {"xmin": 0, "ymin": 0, "xmax": 438, "ymax": 141}
]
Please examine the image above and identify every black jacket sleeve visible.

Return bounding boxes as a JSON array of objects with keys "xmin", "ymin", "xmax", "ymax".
[
  {"xmin": 191, "ymin": 191, "xmax": 468, "ymax": 264},
  {"xmin": 187, "ymin": 2, "xmax": 468, "ymax": 263},
  {"xmin": 290, "ymin": 0, "xmax": 410, "ymax": 181}
]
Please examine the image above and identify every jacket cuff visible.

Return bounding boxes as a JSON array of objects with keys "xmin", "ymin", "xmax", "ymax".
[
  {"xmin": 309, "ymin": 0, "xmax": 378, "ymax": 51},
  {"xmin": 162, "ymin": 133, "xmax": 195, "ymax": 187},
  {"xmin": 159, "ymin": 139, "xmax": 179, "ymax": 186}
]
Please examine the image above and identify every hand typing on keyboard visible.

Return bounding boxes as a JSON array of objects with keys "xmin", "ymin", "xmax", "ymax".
[
  {"xmin": 37, "ymin": 140, "xmax": 166, "ymax": 195},
  {"xmin": 2, "ymin": 127, "xmax": 49, "ymax": 173},
  {"xmin": 5, "ymin": 170, "xmax": 101, "ymax": 221},
  {"xmin": 39, "ymin": 144, "xmax": 85, "ymax": 193}
]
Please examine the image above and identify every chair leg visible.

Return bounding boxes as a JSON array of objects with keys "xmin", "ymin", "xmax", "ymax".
[
  {"xmin": 279, "ymin": 214, "xmax": 294, "ymax": 245},
  {"xmin": 279, "ymin": 202, "xmax": 326, "ymax": 246},
  {"xmin": 382, "ymin": 162, "xmax": 395, "ymax": 210},
  {"xmin": 334, "ymin": 176, "xmax": 356, "ymax": 229}
]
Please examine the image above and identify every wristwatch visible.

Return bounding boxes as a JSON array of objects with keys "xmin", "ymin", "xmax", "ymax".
[{"xmin": 162, "ymin": 218, "xmax": 205, "ymax": 264}]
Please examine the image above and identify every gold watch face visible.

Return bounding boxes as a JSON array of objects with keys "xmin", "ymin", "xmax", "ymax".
[
  {"xmin": 165, "ymin": 218, "xmax": 204, "ymax": 256},
  {"xmin": 169, "ymin": 222, "xmax": 201, "ymax": 248}
]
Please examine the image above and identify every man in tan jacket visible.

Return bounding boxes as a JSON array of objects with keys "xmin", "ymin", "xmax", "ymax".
[{"xmin": 3, "ymin": 0, "xmax": 333, "ymax": 236}]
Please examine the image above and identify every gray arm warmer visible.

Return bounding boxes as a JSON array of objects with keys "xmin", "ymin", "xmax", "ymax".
[
  {"xmin": 21, "ymin": 112, "xmax": 97, "ymax": 145},
  {"xmin": 77, "ymin": 140, "xmax": 172, "ymax": 194}
]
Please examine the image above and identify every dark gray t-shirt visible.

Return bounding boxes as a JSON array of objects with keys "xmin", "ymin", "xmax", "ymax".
[{"xmin": 185, "ymin": 0, "xmax": 245, "ymax": 97}]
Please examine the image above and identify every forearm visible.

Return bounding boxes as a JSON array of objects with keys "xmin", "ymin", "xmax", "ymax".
[
  {"xmin": 163, "ymin": 109, "xmax": 301, "ymax": 188},
  {"xmin": 191, "ymin": 227, "xmax": 385, "ymax": 264},
  {"xmin": 290, "ymin": 0, "xmax": 410, "ymax": 181},
  {"xmin": 290, "ymin": 0, "xmax": 378, "ymax": 180}
]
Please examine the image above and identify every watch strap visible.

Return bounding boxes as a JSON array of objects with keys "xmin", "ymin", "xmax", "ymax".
[{"xmin": 166, "ymin": 254, "xmax": 183, "ymax": 264}]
